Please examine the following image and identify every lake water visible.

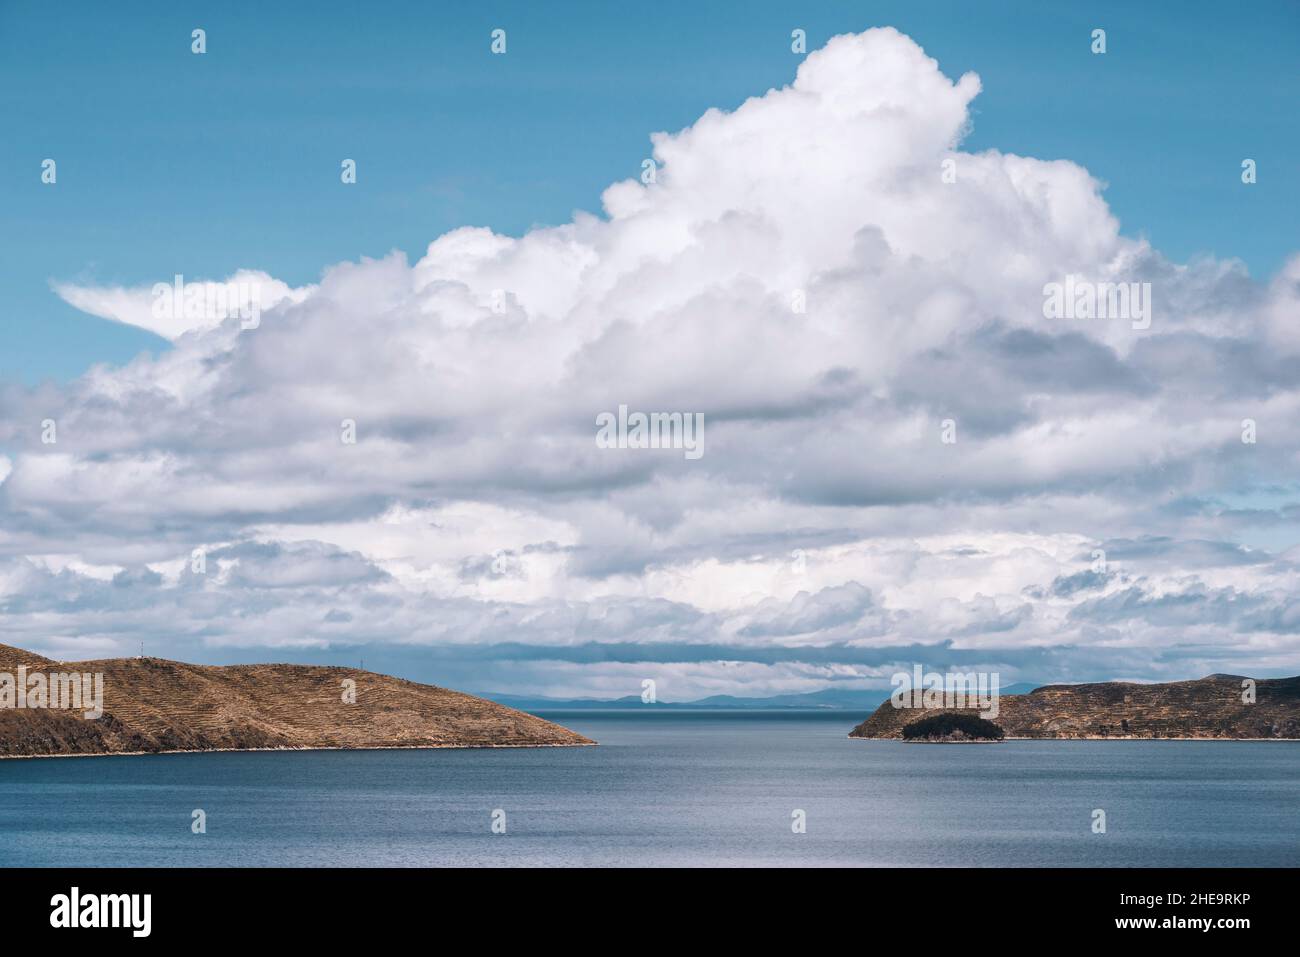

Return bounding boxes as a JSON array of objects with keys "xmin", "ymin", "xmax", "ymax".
[{"xmin": 2, "ymin": 711, "xmax": 1297, "ymax": 867}]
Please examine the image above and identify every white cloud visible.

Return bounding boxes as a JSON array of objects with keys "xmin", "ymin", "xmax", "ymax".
[
  {"xmin": 5, "ymin": 28, "xmax": 1299, "ymax": 697},
  {"xmin": 53, "ymin": 269, "xmax": 314, "ymax": 341}
]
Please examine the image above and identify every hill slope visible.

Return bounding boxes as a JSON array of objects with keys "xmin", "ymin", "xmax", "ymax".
[
  {"xmin": 0, "ymin": 644, "xmax": 592, "ymax": 757},
  {"xmin": 849, "ymin": 674, "xmax": 1300, "ymax": 740}
]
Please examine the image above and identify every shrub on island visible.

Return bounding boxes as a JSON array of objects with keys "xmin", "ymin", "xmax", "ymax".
[{"xmin": 901, "ymin": 712, "xmax": 1005, "ymax": 742}]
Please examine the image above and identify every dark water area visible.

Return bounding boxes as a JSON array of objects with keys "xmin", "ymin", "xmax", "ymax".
[{"xmin": 2, "ymin": 711, "xmax": 1296, "ymax": 866}]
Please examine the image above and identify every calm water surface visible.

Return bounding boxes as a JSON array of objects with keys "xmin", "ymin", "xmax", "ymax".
[{"xmin": 2, "ymin": 711, "xmax": 1296, "ymax": 866}]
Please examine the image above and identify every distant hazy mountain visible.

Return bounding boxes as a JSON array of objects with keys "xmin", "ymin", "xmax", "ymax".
[{"xmin": 484, "ymin": 683, "xmax": 1043, "ymax": 712}]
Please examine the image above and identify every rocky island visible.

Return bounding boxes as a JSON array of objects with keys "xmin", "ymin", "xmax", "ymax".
[
  {"xmin": 0, "ymin": 643, "xmax": 592, "ymax": 758},
  {"xmin": 851, "ymin": 674, "xmax": 1300, "ymax": 740}
]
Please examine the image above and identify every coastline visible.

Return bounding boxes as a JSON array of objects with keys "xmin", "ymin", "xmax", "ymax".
[
  {"xmin": 851, "ymin": 735, "xmax": 1300, "ymax": 742},
  {"xmin": 0, "ymin": 741, "xmax": 598, "ymax": 761}
]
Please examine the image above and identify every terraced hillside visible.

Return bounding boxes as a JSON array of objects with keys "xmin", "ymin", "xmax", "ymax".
[
  {"xmin": 0, "ymin": 643, "xmax": 593, "ymax": 757},
  {"xmin": 850, "ymin": 674, "xmax": 1300, "ymax": 740}
]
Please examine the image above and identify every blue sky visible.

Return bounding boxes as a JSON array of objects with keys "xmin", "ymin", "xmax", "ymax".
[
  {"xmin": 2, "ymin": 0, "xmax": 1296, "ymax": 384},
  {"xmin": 1, "ymin": 5, "xmax": 1298, "ymax": 696}
]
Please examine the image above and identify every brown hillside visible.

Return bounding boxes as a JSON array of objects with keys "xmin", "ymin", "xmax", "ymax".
[
  {"xmin": 849, "ymin": 674, "xmax": 1300, "ymax": 740},
  {"xmin": 0, "ymin": 643, "xmax": 593, "ymax": 757}
]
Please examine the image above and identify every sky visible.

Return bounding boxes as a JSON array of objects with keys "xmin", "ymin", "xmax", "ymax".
[{"xmin": 0, "ymin": 2, "xmax": 1298, "ymax": 699}]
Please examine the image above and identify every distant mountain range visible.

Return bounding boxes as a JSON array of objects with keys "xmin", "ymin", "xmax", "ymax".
[{"xmin": 484, "ymin": 683, "xmax": 1044, "ymax": 712}]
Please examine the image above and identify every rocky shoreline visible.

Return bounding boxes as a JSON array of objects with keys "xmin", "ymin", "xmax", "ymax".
[
  {"xmin": 850, "ymin": 674, "xmax": 1300, "ymax": 740},
  {"xmin": 0, "ymin": 643, "xmax": 593, "ymax": 758}
]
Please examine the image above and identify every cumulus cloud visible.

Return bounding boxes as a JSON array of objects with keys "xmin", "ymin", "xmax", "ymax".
[
  {"xmin": 4, "ymin": 28, "xmax": 1299, "ymax": 697},
  {"xmin": 52, "ymin": 270, "xmax": 315, "ymax": 341}
]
